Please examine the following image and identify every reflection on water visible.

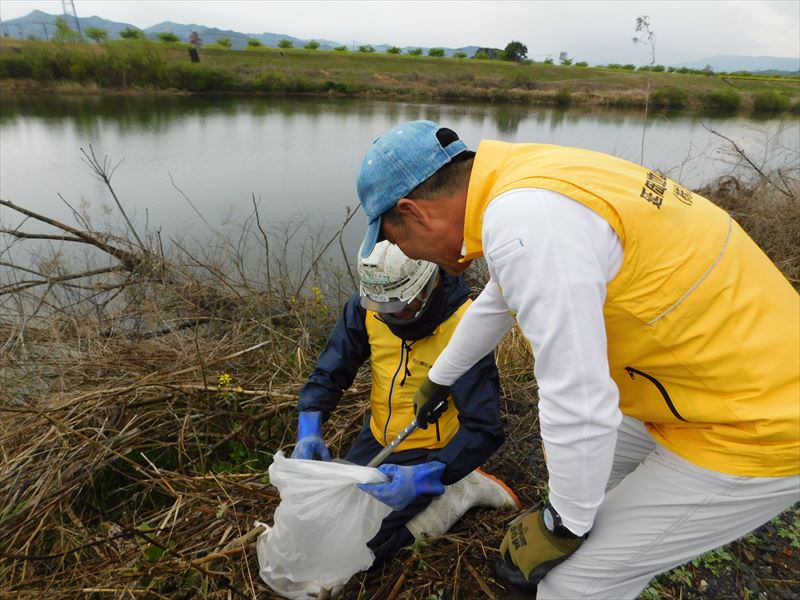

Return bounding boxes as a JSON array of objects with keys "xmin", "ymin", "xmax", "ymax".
[{"xmin": 1, "ymin": 93, "xmax": 797, "ymax": 265}]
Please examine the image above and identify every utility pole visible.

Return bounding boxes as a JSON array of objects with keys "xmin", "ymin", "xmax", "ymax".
[{"xmin": 61, "ymin": 0, "xmax": 82, "ymax": 36}]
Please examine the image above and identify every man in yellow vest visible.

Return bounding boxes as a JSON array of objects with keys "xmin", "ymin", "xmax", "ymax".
[
  {"xmin": 355, "ymin": 120, "xmax": 799, "ymax": 598},
  {"xmin": 292, "ymin": 240, "xmax": 520, "ymax": 568}
]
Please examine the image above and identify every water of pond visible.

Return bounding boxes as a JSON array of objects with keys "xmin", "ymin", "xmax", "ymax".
[{"xmin": 1, "ymin": 94, "xmax": 797, "ymax": 269}]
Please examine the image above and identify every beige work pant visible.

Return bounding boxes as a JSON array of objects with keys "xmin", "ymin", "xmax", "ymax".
[{"xmin": 537, "ymin": 416, "xmax": 800, "ymax": 599}]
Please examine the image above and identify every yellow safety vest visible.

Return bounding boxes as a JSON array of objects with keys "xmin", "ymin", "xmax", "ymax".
[
  {"xmin": 462, "ymin": 140, "xmax": 800, "ymax": 477},
  {"xmin": 365, "ymin": 302, "xmax": 470, "ymax": 450}
]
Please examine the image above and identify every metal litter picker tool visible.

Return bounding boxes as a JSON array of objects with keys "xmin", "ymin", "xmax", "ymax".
[
  {"xmin": 365, "ymin": 417, "xmax": 419, "ymax": 467},
  {"xmin": 366, "ymin": 396, "xmax": 449, "ymax": 467}
]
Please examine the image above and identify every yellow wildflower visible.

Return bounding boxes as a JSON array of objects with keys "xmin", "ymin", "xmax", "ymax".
[{"xmin": 218, "ymin": 373, "xmax": 233, "ymax": 387}]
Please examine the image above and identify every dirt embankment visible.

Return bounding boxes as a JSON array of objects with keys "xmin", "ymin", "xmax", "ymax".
[{"xmin": 1, "ymin": 38, "xmax": 799, "ymax": 114}]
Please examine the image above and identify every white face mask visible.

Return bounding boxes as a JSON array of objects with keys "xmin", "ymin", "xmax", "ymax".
[{"xmin": 376, "ymin": 272, "xmax": 439, "ymax": 325}]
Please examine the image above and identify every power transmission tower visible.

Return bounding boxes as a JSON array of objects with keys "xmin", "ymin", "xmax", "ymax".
[{"xmin": 61, "ymin": 0, "xmax": 82, "ymax": 36}]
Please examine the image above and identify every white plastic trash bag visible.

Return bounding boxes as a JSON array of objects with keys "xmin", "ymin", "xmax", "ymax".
[{"xmin": 257, "ymin": 451, "xmax": 392, "ymax": 598}]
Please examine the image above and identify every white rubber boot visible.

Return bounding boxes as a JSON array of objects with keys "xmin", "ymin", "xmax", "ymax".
[{"xmin": 405, "ymin": 468, "xmax": 521, "ymax": 539}]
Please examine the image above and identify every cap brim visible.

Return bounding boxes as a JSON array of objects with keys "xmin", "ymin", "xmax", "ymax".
[
  {"xmin": 359, "ymin": 295, "xmax": 410, "ymax": 313},
  {"xmin": 359, "ymin": 214, "xmax": 384, "ymax": 258}
]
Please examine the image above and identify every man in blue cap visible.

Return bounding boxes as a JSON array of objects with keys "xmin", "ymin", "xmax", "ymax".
[{"xmin": 355, "ymin": 120, "xmax": 799, "ymax": 598}]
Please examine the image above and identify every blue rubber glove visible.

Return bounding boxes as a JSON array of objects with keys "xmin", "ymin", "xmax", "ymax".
[
  {"xmin": 291, "ymin": 411, "xmax": 331, "ymax": 461},
  {"xmin": 358, "ymin": 461, "xmax": 446, "ymax": 511}
]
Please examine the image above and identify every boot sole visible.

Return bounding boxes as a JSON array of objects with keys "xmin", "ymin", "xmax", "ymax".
[{"xmin": 475, "ymin": 468, "xmax": 523, "ymax": 510}]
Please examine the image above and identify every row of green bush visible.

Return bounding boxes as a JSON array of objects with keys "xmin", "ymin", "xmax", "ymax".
[
  {"xmin": 603, "ymin": 63, "xmax": 798, "ymax": 79},
  {"xmin": 649, "ymin": 86, "xmax": 794, "ymax": 112},
  {"xmin": 0, "ymin": 40, "xmax": 370, "ymax": 93}
]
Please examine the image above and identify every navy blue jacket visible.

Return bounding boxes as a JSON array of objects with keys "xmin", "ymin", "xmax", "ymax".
[{"xmin": 298, "ymin": 271, "xmax": 505, "ymax": 485}]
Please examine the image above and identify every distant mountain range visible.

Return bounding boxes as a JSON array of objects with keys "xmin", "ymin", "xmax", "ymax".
[
  {"xmin": 0, "ymin": 10, "xmax": 479, "ymax": 56},
  {"xmin": 2, "ymin": 10, "xmax": 798, "ymax": 72}
]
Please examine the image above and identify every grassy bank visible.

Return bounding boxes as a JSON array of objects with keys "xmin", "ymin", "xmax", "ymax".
[
  {"xmin": 1, "ymin": 139, "xmax": 798, "ymax": 597},
  {"xmin": 1, "ymin": 37, "xmax": 799, "ymax": 113}
]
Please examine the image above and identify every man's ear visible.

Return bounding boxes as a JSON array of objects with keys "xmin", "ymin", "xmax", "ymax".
[{"xmin": 395, "ymin": 198, "xmax": 431, "ymax": 228}]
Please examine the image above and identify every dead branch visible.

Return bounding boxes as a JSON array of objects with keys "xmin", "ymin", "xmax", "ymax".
[
  {"xmin": 702, "ymin": 125, "xmax": 793, "ymax": 198},
  {"xmin": 0, "ymin": 228, "xmax": 85, "ymax": 243},
  {"xmin": 80, "ymin": 145, "xmax": 145, "ymax": 248},
  {"xmin": 294, "ymin": 204, "xmax": 360, "ymax": 297},
  {"xmin": 0, "ymin": 266, "xmax": 124, "ymax": 296},
  {"xmin": 0, "ymin": 198, "xmax": 144, "ymax": 271}
]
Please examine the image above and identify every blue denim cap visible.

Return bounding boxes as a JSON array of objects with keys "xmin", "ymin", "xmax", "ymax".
[{"xmin": 357, "ymin": 120, "xmax": 468, "ymax": 258}]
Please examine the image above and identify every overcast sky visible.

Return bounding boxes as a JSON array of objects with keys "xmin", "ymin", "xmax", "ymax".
[{"xmin": 1, "ymin": 0, "xmax": 798, "ymax": 65}]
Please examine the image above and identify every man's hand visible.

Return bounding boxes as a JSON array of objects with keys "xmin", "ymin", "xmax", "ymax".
[
  {"xmin": 492, "ymin": 504, "xmax": 587, "ymax": 592},
  {"xmin": 358, "ymin": 461, "xmax": 446, "ymax": 511},
  {"xmin": 291, "ymin": 411, "xmax": 331, "ymax": 461},
  {"xmin": 412, "ymin": 377, "xmax": 450, "ymax": 430}
]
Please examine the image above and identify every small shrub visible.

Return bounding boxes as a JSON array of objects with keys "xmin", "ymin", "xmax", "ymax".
[
  {"xmin": 53, "ymin": 17, "xmax": 80, "ymax": 42},
  {"xmin": 543, "ymin": 57, "xmax": 554, "ymax": 65},
  {"xmin": 699, "ymin": 89, "xmax": 742, "ymax": 112},
  {"xmin": 304, "ymin": 40, "xmax": 320, "ymax": 50},
  {"xmin": 246, "ymin": 38, "xmax": 262, "ymax": 48},
  {"xmin": 358, "ymin": 45, "xmax": 374, "ymax": 53},
  {"xmin": 651, "ymin": 86, "xmax": 689, "ymax": 110},
  {"xmin": 216, "ymin": 37, "xmax": 232, "ymax": 49},
  {"xmin": 334, "ymin": 45, "xmax": 347, "ymax": 52},
  {"xmin": 156, "ymin": 31, "xmax": 180, "ymax": 43},
  {"xmin": 555, "ymin": 90, "xmax": 571, "ymax": 106},
  {"xmin": 473, "ymin": 50, "xmax": 489, "ymax": 60},
  {"xmin": 323, "ymin": 80, "xmax": 348, "ymax": 93},
  {"xmin": 407, "ymin": 48, "xmax": 423, "ymax": 56},
  {"xmin": 453, "ymin": 51, "xmax": 467, "ymax": 59},
  {"xmin": 652, "ymin": 64, "xmax": 666, "ymax": 72},
  {"xmin": 753, "ymin": 90, "xmax": 790, "ymax": 112},
  {"xmin": 277, "ymin": 39, "xmax": 293, "ymax": 49},
  {"xmin": 575, "ymin": 61, "xmax": 588, "ymax": 68},
  {"xmin": 428, "ymin": 48, "xmax": 445, "ymax": 57},
  {"xmin": 85, "ymin": 27, "xmax": 107, "ymax": 44},
  {"xmin": 119, "ymin": 27, "xmax": 145, "ymax": 40},
  {"xmin": 386, "ymin": 46, "xmax": 401, "ymax": 54}
]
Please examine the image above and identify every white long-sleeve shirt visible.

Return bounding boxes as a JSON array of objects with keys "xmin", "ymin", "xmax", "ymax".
[{"xmin": 429, "ymin": 188, "xmax": 624, "ymax": 535}]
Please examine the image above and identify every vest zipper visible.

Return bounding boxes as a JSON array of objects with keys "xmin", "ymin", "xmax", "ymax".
[
  {"xmin": 383, "ymin": 340, "xmax": 409, "ymax": 444},
  {"xmin": 625, "ymin": 367, "xmax": 687, "ymax": 422}
]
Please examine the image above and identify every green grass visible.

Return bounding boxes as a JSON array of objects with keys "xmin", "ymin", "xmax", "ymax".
[{"xmin": 1, "ymin": 37, "xmax": 798, "ymax": 113}]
